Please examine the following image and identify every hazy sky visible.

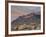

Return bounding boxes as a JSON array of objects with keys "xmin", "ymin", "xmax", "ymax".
[{"xmin": 11, "ymin": 6, "xmax": 41, "ymax": 22}]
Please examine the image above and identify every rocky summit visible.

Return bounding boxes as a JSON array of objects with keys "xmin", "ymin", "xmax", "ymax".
[{"xmin": 11, "ymin": 13, "xmax": 40, "ymax": 31}]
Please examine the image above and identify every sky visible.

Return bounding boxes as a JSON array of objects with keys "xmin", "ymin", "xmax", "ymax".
[{"xmin": 11, "ymin": 6, "xmax": 41, "ymax": 22}]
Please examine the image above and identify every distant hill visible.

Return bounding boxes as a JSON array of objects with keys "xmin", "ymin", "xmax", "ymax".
[{"xmin": 11, "ymin": 13, "xmax": 40, "ymax": 31}]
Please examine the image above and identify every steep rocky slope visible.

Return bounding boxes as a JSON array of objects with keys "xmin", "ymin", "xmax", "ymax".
[{"xmin": 11, "ymin": 13, "xmax": 40, "ymax": 31}]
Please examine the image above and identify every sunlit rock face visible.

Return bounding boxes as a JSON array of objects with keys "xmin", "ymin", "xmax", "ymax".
[{"xmin": 11, "ymin": 13, "xmax": 40, "ymax": 31}]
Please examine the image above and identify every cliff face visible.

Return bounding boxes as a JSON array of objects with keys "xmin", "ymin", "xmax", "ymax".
[{"xmin": 11, "ymin": 13, "xmax": 40, "ymax": 31}]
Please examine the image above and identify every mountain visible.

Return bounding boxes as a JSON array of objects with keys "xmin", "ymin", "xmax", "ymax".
[{"xmin": 11, "ymin": 13, "xmax": 40, "ymax": 31}]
